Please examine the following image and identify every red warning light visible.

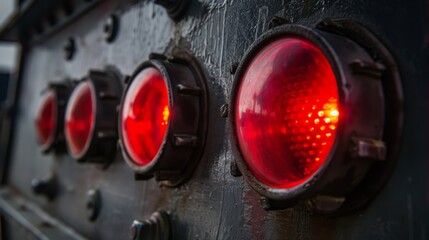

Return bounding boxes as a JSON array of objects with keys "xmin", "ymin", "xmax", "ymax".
[
  {"xmin": 235, "ymin": 37, "xmax": 339, "ymax": 189},
  {"xmin": 35, "ymin": 91, "xmax": 56, "ymax": 148},
  {"xmin": 120, "ymin": 67, "xmax": 170, "ymax": 166},
  {"xmin": 230, "ymin": 21, "xmax": 401, "ymax": 215},
  {"xmin": 119, "ymin": 53, "xmax": 208, "ymax": 186},
  {"xmin": 63, "ymin": 70, "xmax": 121, "ymax": 163},
  {"xmin": 65, "ymin": 81, "xmax": 95, "ymax": 158}
]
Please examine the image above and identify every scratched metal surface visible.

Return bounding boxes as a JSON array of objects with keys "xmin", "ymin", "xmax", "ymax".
[{"xmin": 5, "ymin": 0, "xmax": 429, "ymax": 239}]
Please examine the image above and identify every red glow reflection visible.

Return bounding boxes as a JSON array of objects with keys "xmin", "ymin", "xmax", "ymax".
[
  {"xmin": 235, "ymin": 37, "xmax": 339, "ymax": 189},
  {"xmin": 35, "ymin": 91, "xmax": 56, "ymax": 147},
  {"xmin": 65, "ymin": 81, "xmax": 95, "ymax": 157},
  {"xmin": 121, "ymin": 67, "xmax": 170, "ymax": 166}
]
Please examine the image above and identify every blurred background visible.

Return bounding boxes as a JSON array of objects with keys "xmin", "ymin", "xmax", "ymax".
[
  {"xmin": 0, "ymin": 0, "xmax": 18, "ymax": 74},
  {"xmin": 0, "ymin": 0, "xmax": 18, "ymax": 169},
  {"xmin": 0, "ymin": 0, "xmax": 18, "ymax": 112}
]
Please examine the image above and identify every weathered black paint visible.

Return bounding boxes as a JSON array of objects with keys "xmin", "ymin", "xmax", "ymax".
[{"xmin": 1, "ymin": 0, "xmax": 428, "ymax": 239}]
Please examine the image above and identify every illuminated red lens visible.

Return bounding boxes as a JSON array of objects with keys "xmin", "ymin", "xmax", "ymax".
[
  {"xmin": 65, "ymin": 81, "xmax": 95, "ymax": 157},
  {"xmin": 35, "ymin": 91, "xmax": 56, "ymax": 146},
  {"xmin": 121, "ymin": 67, "xmax": 170, "ymax": 166},
  {"xmin": 235, "ymin": 37, "xmax": 339, "ymax": 189}
]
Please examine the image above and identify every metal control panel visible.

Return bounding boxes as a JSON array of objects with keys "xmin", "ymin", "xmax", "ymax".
[{"xmin": 0, "ymin": 0, "xmax": 428, "ymax": 239}]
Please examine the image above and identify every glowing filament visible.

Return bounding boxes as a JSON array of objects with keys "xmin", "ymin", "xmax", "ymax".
[{"xmin": 162, "ymin": 105, "xmax": 170, "ymax": 126}]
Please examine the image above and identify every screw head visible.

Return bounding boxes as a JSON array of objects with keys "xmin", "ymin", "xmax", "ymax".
[
  {"xmin": 103, "ymin": 15, "xmax": 119, "ymax": 43},
  {"xmin": 63, "ymin": 38, "xmax": 75, "ymax": 60},
  {"xmin": 31, "ymin": 176, "xmax": 57, "ymax": 200},
  {"xmin": 86, "ymin": 189, "xmax": 101, "ymax": 221},
  {"xmin": 129, "ymin": 212, "xmax": 170, "ymax": 240}
]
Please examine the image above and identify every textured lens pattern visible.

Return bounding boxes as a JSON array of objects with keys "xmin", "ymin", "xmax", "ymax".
[{"xmin": 235, "ymin": 37, "xmax": 339, "ymax": 189}]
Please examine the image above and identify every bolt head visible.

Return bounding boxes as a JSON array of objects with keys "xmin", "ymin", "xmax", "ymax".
[
  {"xmin": 103, "ymin": 15, "xmax": 118, "ymax": 43},
  {"xmin": 86, "ymin": 189, "xmax": 101, "ymax": 221},
  {"xmin": 63, "ymin": 38, "xmax": 75, "ymax": 60}
]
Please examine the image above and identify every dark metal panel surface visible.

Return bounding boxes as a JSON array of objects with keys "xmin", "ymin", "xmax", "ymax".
[
  {"xmin": 0, "ymin": 188, "xmax": 87, "ymax": 240},
  {"xmin": 3, "ymin": 0, "xmax": 429, "ymax": 239}
]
